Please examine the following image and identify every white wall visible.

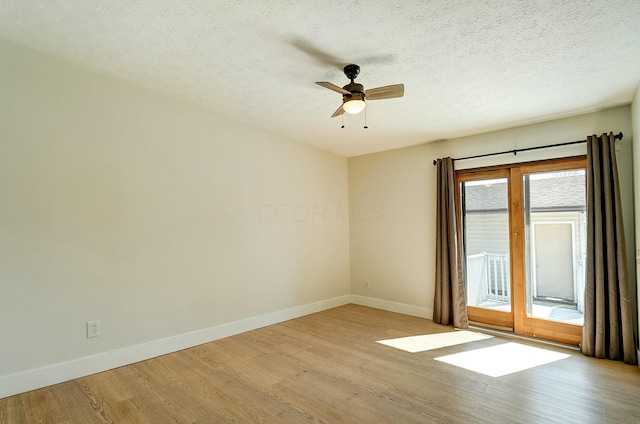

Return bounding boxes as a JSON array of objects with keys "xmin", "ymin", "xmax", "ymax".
[
  {"xmin": 349, "ymin": 106, "xmax": 635, "ymax": 321},
  {"xmin": 0, "ymin": 39, "xmax": 350, "ymax": 397}
]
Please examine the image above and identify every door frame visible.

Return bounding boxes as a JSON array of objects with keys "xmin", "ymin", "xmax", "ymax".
[
  {"xmin": 456, "ymin": 156, "xmax": 587, "ymax": 345},
  {"xmin": 456, "ymin": 168, "xmax": 514, "ymax": 330}
]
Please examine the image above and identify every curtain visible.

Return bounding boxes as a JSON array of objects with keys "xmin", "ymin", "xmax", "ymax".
[
  {"xmin": 582, "ymin": 133, "xmax": 637, "ymax": 364},
  {"xmin": 434, "ymin": 157, "xmax": 468, "ymax": 328}
]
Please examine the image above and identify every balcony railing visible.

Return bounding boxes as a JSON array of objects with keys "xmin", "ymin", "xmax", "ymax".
[{"xmin": 466, "ymin": 253, "xmax": 510, "ymax": 305}]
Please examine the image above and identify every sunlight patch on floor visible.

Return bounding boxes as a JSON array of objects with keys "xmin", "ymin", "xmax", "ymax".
[
  {"xmin": 434, "ymin": 342, "xmax": 570, "ymax": 377},
  {"xmin": 377, "ymin": 330, "xmax": 493, "ymax": 353}
]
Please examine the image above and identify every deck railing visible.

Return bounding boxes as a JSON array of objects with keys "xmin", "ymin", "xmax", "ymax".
[{"xmin": 466, "ymin": 253, "xmax": 510, "ymax": 304}]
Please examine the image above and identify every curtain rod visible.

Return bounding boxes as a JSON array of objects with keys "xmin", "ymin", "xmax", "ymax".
[{"xmin": 432, "ymin": 132, "xmax": 623, "ymax": 166}]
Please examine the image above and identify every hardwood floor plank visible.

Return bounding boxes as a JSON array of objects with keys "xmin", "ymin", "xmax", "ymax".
[
  {"xmin": 0, "ymin": 395, "xmax": 26, "ymax": 424},
  {"xmin": 1, "ymin": 305, "xmax": 639, "ymax": 423}
]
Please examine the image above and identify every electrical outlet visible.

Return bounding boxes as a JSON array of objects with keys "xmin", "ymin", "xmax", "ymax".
[
  {"xmin": 364, "ymin": 280, "xmax": 371, "ymax": 289},
  {"xmin": 87, "ymin": 320, "xmax": 100, "ymax": 338}
]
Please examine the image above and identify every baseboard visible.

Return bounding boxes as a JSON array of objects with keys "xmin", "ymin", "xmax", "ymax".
[
  {"xmin": 0, "ymin": 294, "xmax": 351, "ymax": 399},
  {"xmin": 350, "ymin": 295, "xmax": 433, "ymax": 320}
]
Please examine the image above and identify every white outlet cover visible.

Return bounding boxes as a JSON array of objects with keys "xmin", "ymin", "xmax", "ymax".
[{"xmin": 87, "ymin": 320, "xmax": 100, "ymax": 338}]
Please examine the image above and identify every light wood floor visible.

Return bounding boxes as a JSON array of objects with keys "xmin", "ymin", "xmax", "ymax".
[{"xmin": 1, "ymin": 304, "xmax": 639, "ymax": 423}]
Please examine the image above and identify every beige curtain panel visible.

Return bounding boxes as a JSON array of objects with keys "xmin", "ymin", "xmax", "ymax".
[
  {"xmin": 582, "ymin": 133, "xmax": 637, "ymax": 365},
  {"xmin": 434, "ymin": 157, "xmax": 468, "ymax": 329}
]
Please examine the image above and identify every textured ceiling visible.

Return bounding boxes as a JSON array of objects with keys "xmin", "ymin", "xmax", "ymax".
[{"xmin": 1, "ymin": 1, "xmax": 639, "ymax": 157}]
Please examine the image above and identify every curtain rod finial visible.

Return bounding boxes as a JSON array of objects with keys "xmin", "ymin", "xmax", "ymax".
[
  {"xmin": 433, "ymin": 159, "xmax": 437, "ymax": 166},
  {"xmin": 615, "ymin": 132, "xmax": 623, "ymax": 141}
]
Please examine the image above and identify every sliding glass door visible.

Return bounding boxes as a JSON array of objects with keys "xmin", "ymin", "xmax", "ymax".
[
  {"xmin": 457, "ymin": 157, "xmax": 587, "ymax": 345},
  {"xmin": 459, "ymin": 169, "xmax": 513, "ymax": 329}
]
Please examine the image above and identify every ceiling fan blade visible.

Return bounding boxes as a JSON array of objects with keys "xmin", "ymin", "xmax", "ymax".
[
  {"xmin": 316, "ymin": 81, "xmax": 350, "ymax": 95},
  {"xmin": 331, "ymin": 104, "xmax": 345, "ymax": 118},
  {"xmin": 365, "ymin": 84, "xmax": 404, "ymax": 100}
]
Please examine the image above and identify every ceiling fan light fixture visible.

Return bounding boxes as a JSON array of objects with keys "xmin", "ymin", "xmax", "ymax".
[
  {"xmin": 316, "ymin": 64, "xmax": 404, "ymax": 118},
  {"xmin": 343, "ymin": 98, "xmax": 366, "ymax": 114}
]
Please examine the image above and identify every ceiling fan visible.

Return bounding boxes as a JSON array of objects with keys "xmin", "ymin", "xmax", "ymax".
[{"xmin": 316, "ymin": 64, "xmax": 404, "ymax": 117}]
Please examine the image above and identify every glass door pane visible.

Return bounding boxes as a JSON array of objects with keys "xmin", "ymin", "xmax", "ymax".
[
  {"xmin": 523, "ymin": 170, "xmax": 585, "ymax": 325},
  {"xmin": 461, "ymin": 178, "xmax": 511, "ymax": 313}
]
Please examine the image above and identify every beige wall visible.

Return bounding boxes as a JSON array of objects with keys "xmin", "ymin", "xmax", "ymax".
[
  {"xmin": 1, "ymin": 34, "xmax": 638, "ymax": 395},
  {"xmin": 349, "ymin": 106, "xmax": 635, "ymax": 320},
  {"xmin": 0, "ymin": 39, "xmax": 350, "ymax": 390},
  {"xmin": 632, "ymin": 82, "xmax": 640, "ymax": 357}
]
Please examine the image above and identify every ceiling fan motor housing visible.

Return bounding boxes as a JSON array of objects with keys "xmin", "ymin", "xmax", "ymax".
[
  {"xmin": 343, "ymin": 82, "xmax": 365, "ymax": 97},
  {"xmin": 343, "ymin": 91, "xmax": 365, "ymax": 103}
]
